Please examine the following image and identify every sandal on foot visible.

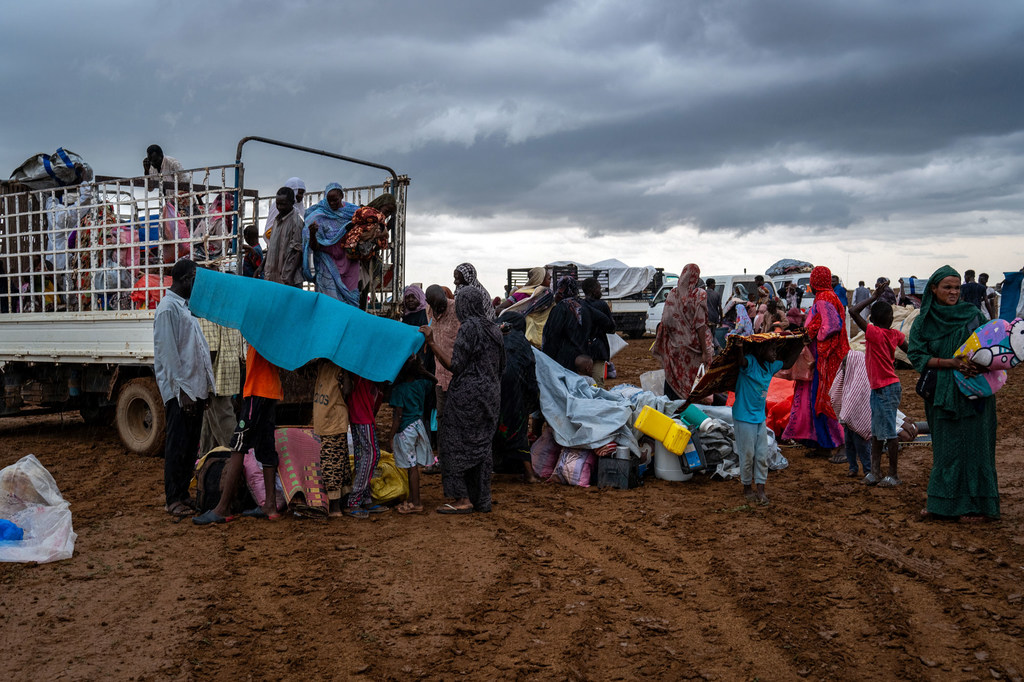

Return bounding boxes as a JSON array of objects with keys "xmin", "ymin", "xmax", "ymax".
[
  {"xmin": 192, "ymin": 509, "xmax": 232, "ymax": 525},
  {"xmin": 345, "ymin": 507, "xmax": 370, "ymax": 519},
  {"xmin": 828, "ymin": 453, "xmax": 847, "ymax": 464},
  {"xmin": 362, "ymin": 504, "xmax": 391, "ymax": 515},
  {"xmin": 396, "ymin": 503, "xmax": 424, "ymax": 515},
  {"xmin": 877, "ymin": 476, "xmax": 901, "ymax": 488},
  {"xmin": 437, "ymin": 503, "xmax": 473, "ymax": 515},
  {"xmin": 165, "ymin": 500, "xmax": 193, "ymax": 517}
]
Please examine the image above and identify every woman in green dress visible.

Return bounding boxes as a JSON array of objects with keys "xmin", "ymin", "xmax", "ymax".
[{"xmin": 907, "ymin": 265, "xmax": 997, "ymax": 520}]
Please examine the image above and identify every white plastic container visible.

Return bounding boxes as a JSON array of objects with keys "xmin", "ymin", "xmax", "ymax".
[{"xmin": 653, "ymin": 440, "xmax": 693, "ymax": 482}]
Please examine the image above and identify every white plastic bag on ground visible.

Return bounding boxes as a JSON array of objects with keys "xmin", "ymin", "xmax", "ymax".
[
  {"xmin": 639, "ymin": 369, "xmax": 665, "ymax": 394},
  {"xmin": 0, "ymin": 455, "xmax": 77, "ymax": 563}
]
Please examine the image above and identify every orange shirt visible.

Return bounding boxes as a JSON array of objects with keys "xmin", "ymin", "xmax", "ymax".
[{"xmin": 243, "ymin": 347, "xmax": 283, "ymax": 400}]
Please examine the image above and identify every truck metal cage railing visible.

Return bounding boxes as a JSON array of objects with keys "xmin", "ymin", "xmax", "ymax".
[
  {"xmin": 244, "ymin": 177, "xmax": 409, "ymax": 312},
  {"xmin": 507, "ymin": 265, "xmax": 664, "ymax": 300},
  {"xmin": 0, "ymin": 164, "xmax": 244, "ymax": 320}
]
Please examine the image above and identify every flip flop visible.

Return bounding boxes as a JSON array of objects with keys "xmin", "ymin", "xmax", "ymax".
[
  {"xmin": 192, "ymin": 509, "xmax": 234, "ymax": 526},
  {"xmin": 437, "ymin": 503, "xmax": 473, "ymax": 515},
  {"xmin": 363, "ymin": 504, "xmax": 391, "ymax": 515},
  {"xmin": 396, "ymin": 504, "xmax": 424, "ymax": 515},
  {"xmin": 345, "ymin": 508, "xmax": 370, "ymax": 519}
]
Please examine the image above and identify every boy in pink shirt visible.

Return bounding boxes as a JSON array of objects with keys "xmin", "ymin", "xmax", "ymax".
[{"xmin": 850, "ymin": 282, "xmax": 909, "ymax": 487}]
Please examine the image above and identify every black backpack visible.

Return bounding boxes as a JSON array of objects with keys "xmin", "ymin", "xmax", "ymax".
[{"xmin": 193, "ymin": 448, "xmax": 255, "ymax": 514}]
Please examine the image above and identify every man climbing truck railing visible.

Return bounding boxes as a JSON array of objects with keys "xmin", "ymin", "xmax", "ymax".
[{"xmin": 0, "ymin": 137, "xmax": 410, "ymax": 456}]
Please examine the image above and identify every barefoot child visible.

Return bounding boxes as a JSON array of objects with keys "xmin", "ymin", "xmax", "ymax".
[
  {"xmin": 733, "ymin": 338, "xmax": 804, "ymax": 505},
  {"xmin": 849, "ymin": 282, "xmax": 909, "ymax": 487},
  {"xmin": 388, "ymin": 357, "xmax": 437, "ymax": 515},
  {"xmin": 312, "ymin": 360, "xmax": 353, "ymax": 517}
]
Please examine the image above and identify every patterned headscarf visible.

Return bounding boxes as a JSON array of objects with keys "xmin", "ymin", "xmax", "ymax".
[
  {"xmin": 403, "ymin": 285, "xmax": 427, "ymax": 313},
  {"xmin": 454, "ymin": 262, "xmax": 494, "ymax": 318},
  {"xmin": 556, "ymin": 275, "xmax": 583, "ymax": 324},
  {"xmin": 455, "ymin": 285, "xmax": 493, "ymax": 323},
  {"xmin": 652, "ymin": 264, "xmax": 711, "ymax": 397}
]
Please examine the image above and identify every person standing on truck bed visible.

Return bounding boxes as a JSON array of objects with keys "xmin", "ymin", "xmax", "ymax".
[
  {"xmin": 581, "ymin": 277, "xmax": 614, "ymax": 387},
  {"xmin": 303, "ymin": 182, "xmax": 360, "ymax": 304},
  {"xmin": 262, "ymin": 177, "xmax": 306, "ymax": 240},
  {"xmin": 262, "ymin": 186, "xmax": 304, "ymax": 287},
  {"xmin": 143, "ymin": 145, "xmax": 188, "ymax": 190},
  {"xmin": 153, "ymin": 259, "xmax": 215, "ymax": 517}
]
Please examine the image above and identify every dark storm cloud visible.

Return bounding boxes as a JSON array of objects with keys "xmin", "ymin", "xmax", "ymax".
[{"xmin": 2, "ymin": 0, "xmax": 1023, "ymax": 240}]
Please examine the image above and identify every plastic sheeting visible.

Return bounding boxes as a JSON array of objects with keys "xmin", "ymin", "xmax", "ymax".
[
  {"xmin": 546, "ymin": 259, "xmax": 656, "ymax": 299},
  {"xmin": 0, "ymin": 455, "xmax": 77, "ymax": 563},
  {"xmin": 765, "ymin": 259, "xmax": 814, "ymax": 277},
  {"xmin": 533, "ymin": 349, "xmax": 684, "ymax": 455}
]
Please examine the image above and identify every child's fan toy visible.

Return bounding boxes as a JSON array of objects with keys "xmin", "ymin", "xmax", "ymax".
[{"xmin": 952, "ymin": 318, "xmax": 1024, "ymax": 399}]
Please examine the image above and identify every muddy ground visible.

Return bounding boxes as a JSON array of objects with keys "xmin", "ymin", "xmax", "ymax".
[{"xmin": 2, "ymin": 339, "xmax": 1023, "ymax": 681}]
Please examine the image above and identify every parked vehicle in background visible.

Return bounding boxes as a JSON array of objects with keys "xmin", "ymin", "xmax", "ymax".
[
  {"xmin": 507, "ymin": 259, "xmax": 665, "ymax": 339},
  {"xmin": 0, "ymin": 137, "xmax": 410, "ymax": 456},
  {"xmin": 644, "ymin": 274, "xmax": 677, "ymax": 335},
  {"xmin": 771, "ymin": 273, "xmax": 843, "ymax": 312}
]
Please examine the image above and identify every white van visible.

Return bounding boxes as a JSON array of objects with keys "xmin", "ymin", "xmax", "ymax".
[{"xmin": 645, "ymin": 274, "xmax": 777, "ymax": 335}]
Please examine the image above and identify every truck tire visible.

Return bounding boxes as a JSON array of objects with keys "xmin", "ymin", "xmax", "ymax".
[{"xmin": 116, "ymin": 378, "xmax": 166, "ymax": 457}]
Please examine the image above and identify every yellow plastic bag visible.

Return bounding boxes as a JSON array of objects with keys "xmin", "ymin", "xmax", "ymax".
[{"xmin": 348, "ymin": 450, "xmax": 409, "ymax": 503}]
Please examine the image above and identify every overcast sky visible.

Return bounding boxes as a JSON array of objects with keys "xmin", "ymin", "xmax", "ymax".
[{"xmin": 3, "ymin": 0, "xmax": 1023, "ymax": 295}]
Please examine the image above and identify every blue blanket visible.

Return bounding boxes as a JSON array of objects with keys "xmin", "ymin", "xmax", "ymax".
[
  {"xmin": 189, "ymin": 268, "xmax": 423, "ymax": 383},
  {"xmin": 1000, "ymin": 271, "xmax": 1023, "ymax": 322}
]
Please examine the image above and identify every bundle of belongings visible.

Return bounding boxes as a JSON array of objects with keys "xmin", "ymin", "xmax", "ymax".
[
  {"xmin": 765, "ymin": 259, "xmax": 814, "ymax": 277},
  {"xmin": 0, "ymin": 455, "xmax": 77, "ymax": 563},
  {"xmin": 10, "ymin": 147, "xmax": 93, "ymax": 190}
]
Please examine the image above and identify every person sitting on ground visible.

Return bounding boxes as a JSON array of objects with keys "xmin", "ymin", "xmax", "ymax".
[
  {"xmin": 494, "ymin": 311, "xmax": 541, "ymax": 483},
  {"xmin": 419, "ymin": 286, "xmax": 504, "ymax": 514},
  {"xmin": 542, "ymin": 276, "xmax": 592, "ymax": 372},
  {"xmin": 849, "ymin": 282, "xmax": 909, "ymax": 487},
  {"xmin": 312, "ymin": 360, "xmax": 353, "ymax": 517},
  {"xmin": 242, "ymin": 224, "xmax": 263, "ymax": 278},
  {"xmin": 154, "ymin": 259, "xmax": 215, "ymax": 517},
  {"xmin": 424, "ymin": 285, "xmax": 460, "ymax": 475},
  {"xmin": 387, "ymin": 356, "xmax": 437, "ymax": 515},
  {"xmin": 786, "ymin": 304, "xmax": 805, "ymax": 329},
  {"xmin": 581, "ymin": 277, "xmax": 615, "ymax": 386},
  {"xmin": 193, "ymin": 345, "xmax": 282, "ymax": 524},
  {"xmin": 733, "ymin": 338, "xmax": 805, "ymax": 506},
  {"xmin": 263, "ymin": 186, "xmax": 304, "ymax": 287}
]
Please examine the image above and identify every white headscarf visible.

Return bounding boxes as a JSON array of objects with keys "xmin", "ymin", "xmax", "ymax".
[{"xmin": 264, "ymin": 177, "xmax": 307, "ymax": 239}]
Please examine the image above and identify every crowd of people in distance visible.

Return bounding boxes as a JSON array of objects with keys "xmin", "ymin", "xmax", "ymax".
[{"xmin": 653, "ymin": 263, "xmax": 1007, "ymax": 519}]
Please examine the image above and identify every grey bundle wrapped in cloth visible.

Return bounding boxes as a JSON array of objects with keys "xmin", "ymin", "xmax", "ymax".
[
  {"xmin": 533, "ymin": 349, "xmax": 684, "ymax": 454},
  {"xmin": 697, "ymin": 405, "xmax": 789, "ymax": 479}
]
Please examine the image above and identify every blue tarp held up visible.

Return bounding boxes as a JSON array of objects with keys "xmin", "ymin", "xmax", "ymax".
[{"xmin": 189, "ymin": 268, "xmax": 423, "ymax": 383}]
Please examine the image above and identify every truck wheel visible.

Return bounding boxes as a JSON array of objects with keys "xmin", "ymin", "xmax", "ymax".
[{"xmin": 116, "ymin": 378, "xmax": 166, "ymax": 457}]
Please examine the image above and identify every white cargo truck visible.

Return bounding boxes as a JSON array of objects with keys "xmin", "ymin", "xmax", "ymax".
[{"xmin": 0, "ymin": 137, "xmax": 409, "ymax": 455}]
